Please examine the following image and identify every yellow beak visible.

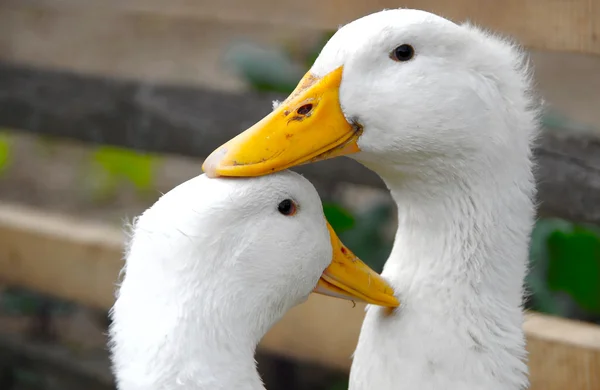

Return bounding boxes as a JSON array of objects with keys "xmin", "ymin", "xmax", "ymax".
[
  {"xmin": 203, "ymin": 67, "xmax": 361, "ymax": 178},
  {"xmin": 319, "ymin": 222, "xmax": 399, "ymax": 308}
]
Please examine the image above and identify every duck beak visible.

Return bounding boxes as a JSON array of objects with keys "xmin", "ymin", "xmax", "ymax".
[
  {"xmin": 203, "ymin": 67, "xmax": 361, "ymax": 178},
  {"xmin": 314, "ymin": 222, "xmax": 399, "ymax": 308}
]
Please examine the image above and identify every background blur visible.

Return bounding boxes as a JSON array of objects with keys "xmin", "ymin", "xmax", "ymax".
[{"xmin": 0, "ymin": 1, "xmax": 599, "ymax": 389}]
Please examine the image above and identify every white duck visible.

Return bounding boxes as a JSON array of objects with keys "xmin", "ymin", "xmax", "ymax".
[
  {"xmin": 204, "ymin": 8, "xmax": 538, "ymax": 390},
  {"xmin": 109, "ymin": 171, "xmax": 398, "ymax": 390}
]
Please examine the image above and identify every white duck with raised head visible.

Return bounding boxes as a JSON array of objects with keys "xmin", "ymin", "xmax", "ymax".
[{"xmin": 205, "ymin": 8, "xmax": 538, "ymax": 390}]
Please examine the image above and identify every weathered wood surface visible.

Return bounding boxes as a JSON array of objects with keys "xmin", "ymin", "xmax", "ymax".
[
  {"xmin": 2, "ymin": 62, "xmax": 600, "ymax": 225},
  {"xmin": 0, "ymin": 0, "xmax": 321, "ymax": 92},
  {"xmin": 0, "ymin": 202, "xmax": 599, "ymax": 388},
  {"xmin": 3, "ymin": 0, "xmax": 600, "ymax": 56},
  {"xmin": 524, "ymin": 315, "xmax": 600, "ymax": 390}
]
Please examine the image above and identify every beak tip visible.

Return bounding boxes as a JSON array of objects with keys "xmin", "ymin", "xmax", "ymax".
[{"xmin": 203, "ymin": 147, "xmax": 228, "ymax": 178}]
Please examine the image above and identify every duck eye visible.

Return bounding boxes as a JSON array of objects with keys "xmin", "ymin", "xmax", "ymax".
[
  {"xmin": 278, "ymin": 199, "xmax": 297, "ymax": 216},
  {"xmin": 391, "ymin": 44, "xmax": 414, "ymax": 62}
]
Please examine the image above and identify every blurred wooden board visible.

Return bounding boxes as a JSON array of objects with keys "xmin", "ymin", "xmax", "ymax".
[
  {"xmin": 524, "ymin": 315, "xmax": 600, "ymax": 390},
  {"xmin": 0, "ymin": 0, "xmax": 599, "ymax": 95},
  {"xmin": 0, "ymin": 1, "xmax": 323, "ymax": 91},
  {"xmin": 0, "ymin": 202, "xmax": 599, "ymax": 388},
  {"xmin": 3, "ymin": 0, "xmax": 600, "ymax": 55}
]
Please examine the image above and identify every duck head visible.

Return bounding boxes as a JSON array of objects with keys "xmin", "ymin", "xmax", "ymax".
[
  {"xmin": 118, "ymin": 171, "xmax": 397, "ymax": 327},
  {"xmin": 203, "ymin": 9, "xmax": 535, "ymax": 185}
]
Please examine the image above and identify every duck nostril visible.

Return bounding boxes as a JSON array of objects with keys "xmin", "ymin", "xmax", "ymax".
[{"xmin": 296, "ymin": 104, "xmax": 313, "ymax": 116}]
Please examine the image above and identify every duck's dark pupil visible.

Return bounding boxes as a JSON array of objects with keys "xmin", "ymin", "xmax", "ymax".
[
  {"xmin": 278, "ymin": 199, "xmax": 293, "ymax": 215},
  {"xmin": 394, "ymin": 44, "xmax": 414, "ymax": 61}
]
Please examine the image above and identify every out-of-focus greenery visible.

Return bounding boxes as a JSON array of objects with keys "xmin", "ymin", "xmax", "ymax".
[
  {"xmin": 0, "ymin": 131, "xmax": 12, "ymax": 174},
  {"xmin": 540, "ymin": 221, "xmax": 600, "ymax": 316},
  {"xmin": 323, "ymin": 202, "xmax": 355, "ymax": 233},
  {"xmin": 226, "ymin": 31, "xmax": 336, "ymax": 95},
  {"xmin": 0, "ymin": 288, "xmax": 73, "ymax": 317},
  {"xmin": 88, "ymin": 146, "xmax": 160, "ymax": 200},
  {"xmin": 325, "ymin": 202, "xmax": 393, "ymax": 273}
]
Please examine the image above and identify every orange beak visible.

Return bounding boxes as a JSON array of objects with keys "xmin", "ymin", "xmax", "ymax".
[
  {"xmin": 317, "ymin": 222, "xmax": 399, "ymax": 308},
  {"xmin": 203, "ymin": 67, "xmax": 361, "ymax": 178}
]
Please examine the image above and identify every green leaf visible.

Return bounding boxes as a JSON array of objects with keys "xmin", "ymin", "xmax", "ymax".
[
  {"xmin": 0, "ymin": 288, "xmax": 74, "ymax": 315},
  {"xmin": 546, "ymin": 225, "xmax": 600, "ymax": 314},
  {"xmin": 339, "ymin": 203, "xmax": 394, "ymax": 273},
  {"xmin": 225, "ymin": 42, "xmax": 304, "ymax": 93},
  {"xmin": 541, "ymin": 109, "xmax": 597, "ymax": 133},
  {"xmin": 0, "ymin": 131, "xmax": 12, "ymax": 174},
  {"xmin": 526, "ymin": 219, "xmax": 573, "ymax": 316},
  {"xmin": 327, "ymin": 378, "xmax": 349, "ymax": 390},
  {"xmin": 91, "ymin": 146, "xmax": 159, "ymax": 198},
  {"xmin": 323, "ymin": 202, "xmax": 355, "ymax": 233}
]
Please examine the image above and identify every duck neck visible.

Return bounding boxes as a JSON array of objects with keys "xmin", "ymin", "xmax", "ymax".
[
  {"xmin": 384, "ymin": 170, "xmax": 532, "ymax": 307},
  {"xmin": 350, "ymin": 159, "xmax": 535, "ymax": 390},
  {"xmin": 110, "ymin": 251, "xmax": 266, "ymax": 390}
]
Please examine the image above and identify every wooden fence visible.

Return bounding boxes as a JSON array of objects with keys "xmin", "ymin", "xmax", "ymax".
[{"xmin": 1, "ymin": 1, "xmax": 600, "ymax": 389}]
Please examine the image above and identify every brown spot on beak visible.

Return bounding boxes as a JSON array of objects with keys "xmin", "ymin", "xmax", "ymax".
[{"xmin": 284, "ymin": 72, "xmax": 320, "ymax": 103}]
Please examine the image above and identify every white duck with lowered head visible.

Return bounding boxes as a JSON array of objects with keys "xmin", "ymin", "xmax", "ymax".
[
  {"xmin": 204, "ymin": 8, "xmax": 539, "ymax": 390},
  {"xmin": 109, "ymin": 171, "xmax": 398, "ymax": 390}
]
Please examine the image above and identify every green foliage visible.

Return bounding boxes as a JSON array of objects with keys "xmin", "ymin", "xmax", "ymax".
[
  {"xmin": 0, "ymin": 131, "xmax": 12, "ymax": 174},
  {"xmin": 546, "ymin": 225, "xmax": 600, "ymax": 314},
  {"xmin": 228, "ymin": 31, "xmax": 336, "ymax": 94},
  {"xmin": 527, "ymin": 219, "xmax": 600, "ymax": 319},
  {"xmin": 225, "ymin": 43, "xmax": 303, "ymax": 94},
  {"xmin": 0, "ymin": 288, "xmax": 73, "ymax": 315},
  {"xmin": 541, "ymin": 109, "xmax": 597, "ymax": 133},
  {"xmin": 326, "ymin": 203, "xmax": 394, "ymax": 274},
  {"xmin": 323, "ymin": 202, "xmax": 355, "ymax": 233},
  {"xmin": 526, "ymin": 218, "xmax": 573, "ymax": 316},
  {"xmin": 90, "ymin": 146, "xmax": 159, "ymax": 200},
  {"xmin": 338, "ymin": 203, "xmax": 394, "ymax": 273},
  {"xmin": 327, "ymin": 378, "xmax": 349, "ymax": 390}
]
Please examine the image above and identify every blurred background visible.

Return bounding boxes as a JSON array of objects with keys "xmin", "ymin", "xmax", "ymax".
[{"xmin": 0, "ymin": 1, "xmax": 599, "ymax": 389}]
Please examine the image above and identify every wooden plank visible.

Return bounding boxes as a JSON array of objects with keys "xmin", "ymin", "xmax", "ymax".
[
  {"xmin": 3, "ymin": 0, "xmax": 600, "ymax": 56},
  {"xmin": 0, "ymin": 202, "xmax": 599, "ymax": 388},
  {"xmin": 2, "ymin": 63, "xmax": 600, "ymax": 225},
  {"xmin": 525, "ymin": 315, "xmax": 600, "ymax": 389},
  {"xmin": 0, "ymin": 1, "xmax": 321, "ymax": 90},
  {"xmin": 0, "ymin": 203, "xmax": 124, "ymax": 310}
]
